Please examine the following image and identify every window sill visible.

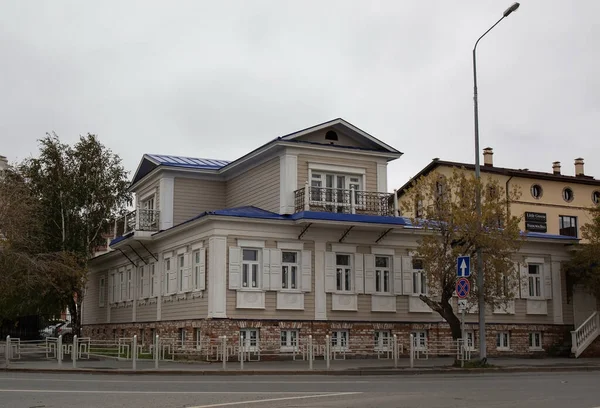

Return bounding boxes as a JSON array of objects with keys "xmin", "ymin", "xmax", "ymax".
[
  {"xmin": 529, "ymin": 347, "xmax": 544, "ymax": 352},
  {"xmin": 237, "ymin": 288, "xmax": 264, "ymax": 292},
  {"xmin": 373, "ymin": 292, "xmax": 394, "ymax": 297},
  {"xmin": 496, "ymin": 348, "xmax": 512, "ymax": 352},
  {"xmin": 280, "ymin": 289, "xmax": 302, "ymax": 294}
]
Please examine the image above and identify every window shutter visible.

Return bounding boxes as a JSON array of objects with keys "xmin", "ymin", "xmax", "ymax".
[
  {"xmin": 269, "ymin": 248, "xmax": 282, "ymax": 291},
  {"xmin": 152, "ymin": 265, "xmax": 159, "ymax": 297},
  {"xmin": 519, "ymin": 262, "xmax": 529, "ymax": 299},
  {"xmin": 197, "ymin": 248, "xmax": 206, "ymax": 290},
  {"xmin": 262, "ymin": 248, "xmax": 271, "ymax": 290},
  {"xmin": 121, "ymin": 272, "xmax": 127, "ymax": 300},
  {"xmin": 99, "ymin": 278, "xmax": 105, "ymax": 307},
  {"xmin": 184, "ymin": 253, "xmax": 192, "ymax": 291},
  {"xmin": 364, "ymin": 254, "xmax": 375, "ymax": 294},
  {"xmin": 168, "ymin": 265, "xmax": 177, "ymax": 294},
  {"xmin": 394, "ymin": 256, "xmax": 403, "ymax": 295},
  {"xmin": 401, "ymin": 256, "xmax": 413, "ymax": 295},
  {"xmin": 142, "ymin": 268, "xmax": 149, "ymax": 297},
  {"xmin": 543, "ymin": 264, "xmax": 552, "ymax": 299},
  {"xmin": 228, "ymin": 247, "xmax": 242, "ymax": 290},
  {"xmin": 301, "ymin": 250, "xmax": 312, "ymax": 292},
  {"xmin": 354, "ymin": 253, "xmax": 364, "ymax": 294},
  {"xmin": 325, "ymin": 252, "xmax": 336, "ymax": 293}
]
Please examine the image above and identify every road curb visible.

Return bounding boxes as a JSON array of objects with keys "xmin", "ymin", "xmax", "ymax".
[{"xmin": 2, "ymin": 365, "xmax": 600, "ymax": 376}]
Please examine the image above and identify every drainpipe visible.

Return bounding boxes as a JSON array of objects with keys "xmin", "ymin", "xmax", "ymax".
[{"xmin": 505, "ymin": 175, "xmax": 514, "ymax": 217}]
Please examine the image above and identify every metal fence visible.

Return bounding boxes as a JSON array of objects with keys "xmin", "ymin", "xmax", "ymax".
[{"xmin": 3, "ymin": 333, "xmax": 471, "ymax": 370}]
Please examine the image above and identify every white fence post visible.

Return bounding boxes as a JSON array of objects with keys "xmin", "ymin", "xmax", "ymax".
[
  {"xmin": 57, "ymin": 335, "xmax": 63, "ymax": 367},
  {"xmin": 393, "ymin": 334, "xmax": 398, "ymax": 368},
  {"xmin": 409, "ymin": 334, "xmax": 414, "ymax": 369},
  {"xmin": 72, "ymin": 335, "xmax": 78, "ymax": 368},
  {"xmin": 239, "ymin": 335, "xmax": 244, "ymax": 370},
  {"xmin": 308, "ymin": 335, "xmax": 313, "ymax": 370},
  {"xmin": 325, "ymin": 335, "xmax": 330, "ymax": 370},
  {"xmin": 132, "ymin": 335, "xmax": 138, "ymax": 371},
  {"xmin": 154, "ymin": 335, "xmax": 159, "ymax": 370},
  {"xmin": 221, "ymin": 336, "xmax": 227, "ymax": 370},
  {"xmin": 5, "ymin": 335, "xmax": 10, "ymax": 367}
]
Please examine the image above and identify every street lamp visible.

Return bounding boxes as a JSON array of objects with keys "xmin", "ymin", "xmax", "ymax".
[{"xmin": 472, "ymin": 2, "xmax": 520, "ymax": 361}]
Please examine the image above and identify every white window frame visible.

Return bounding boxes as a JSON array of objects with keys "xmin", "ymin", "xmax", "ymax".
[
  {"xmin": 127, "ymin": 269, "xmax": 133, "ymax": 300},
  {"xmin": 527, "ymin": 264, "xmax": 543, "ymax": 298},
  {"xmin": 374, "ymin": 330, "xmax": 392, "ymax": 352},
  {"xmin": 99, "ymin": 277, "xmax": 106, "ymax": 307},
  {"xmin": 149, "ymin": 263, "xmax": 156, "ymax": 297},
  {"xmin": 179, "ymin": 328, "xmax": 186, "ymax": 347},
  {"xmin": 281, "ymin": 251, "xmax": 299, "ymax": 290},
  {"xmin": 177, "ymin": 254, "xmax": 185, "ymax": 293},
  {"xmin": 137, "ymin": 266, "xmax": 145, "ymax": 299},
  {"xmin": 464, "ymin": 330, "xmax": 476, "ymax": 351},
  {"xmin": 496, "ymin": 332, "xmax": 510, "ymax": 351},
  {"xmin": 195, "ymin": 328, "xmax": 202, "ymax": 350},
  {"xmin": 308, "ymin": 164, "xmax": 366, "ymax": 210},
  {"xmin": 165, "ymin": 258, "xmax": 174, "ymax": 294},
  {"xmin": 335, "ymin": 253, "xmax": 353, "ymax": 292},
  {"xmin": 280, "ymin": 329, "xmax": 299, "ymax": 352},
  {"xmin": 240, "ymin": 328, "xmax": 259, "ymax": 352},
  {"xmin": 242, "ymin": 248, "xmax": 260, "ymax": 289},
  {"xmin": 412, "ymin": 259, "xmax": 427, "ymax": 295},
  {"xmin": 119, "ymin": 271, "xmax": 125, "ymax": 302},
  {"xmin": 375, "ymin": 256, "xmax": 391, "ymax": 294},
  {"xmin": 193, "ymin": 249, "xmax": 202, "ymax": 290},
  {"xmin": 529, "ymin": 332, "xmax": 542, "ymax": 350},
  {"xmin": 110, "ymin": 273, "xmax": 117, "ymax": 303},
  {"xmin": 331, "ymin": 330, "xmax": 349, "ymax": 351},
  {"xmin": 412, "ymin": 331, "xmax": 427, "ymax": 351}
]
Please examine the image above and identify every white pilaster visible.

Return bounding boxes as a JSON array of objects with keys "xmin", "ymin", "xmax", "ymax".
[
  {"xmin": 551, "ymin": 261, "xmax": 564, "ymax": 324},
  {"xmin": 279, "ymin": 154, "xmax": 298, "ymax": 214},
  {"xmin": 377, "ymin": 162, "xmax": 387, "ymax": 193},
  {"xmin": 132, "ymin": 267, "xmax": 137, "ymax": 323},
  {"xmin": 314, "ymin": 241, "xmax": 327, "ymax": 320},
  {"xmin": 209, "ymin": 236, "xmax": 227, "ymax": 318},
  {"xmin": 159, "ymin": 176, "xmax": 174, "ymax": 230}
]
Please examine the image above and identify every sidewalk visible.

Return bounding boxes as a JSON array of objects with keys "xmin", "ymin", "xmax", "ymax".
[{"xmin": 3, "ymin": 356, "xmax": 600, "ymax": 375}]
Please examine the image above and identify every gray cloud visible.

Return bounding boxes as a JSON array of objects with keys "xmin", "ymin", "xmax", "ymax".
[{"xmin": 1, "ymin": 0, "xmax": 598, "ymax": 188}]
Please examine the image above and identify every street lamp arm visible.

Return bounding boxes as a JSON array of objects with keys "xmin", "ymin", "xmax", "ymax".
[{"xmin": 473, "ymin": 16, "xmax": 505, "ymax": 54}]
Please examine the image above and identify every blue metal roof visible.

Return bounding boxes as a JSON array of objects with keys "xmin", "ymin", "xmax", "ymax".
[{"xmin": 146, "ymin": 154, "xmax": 230, "ymax": 170}]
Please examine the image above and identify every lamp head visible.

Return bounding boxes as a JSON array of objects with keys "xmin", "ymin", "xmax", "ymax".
[{"xmin": 503, "ymin": 2, "xmax": 520, "ymax": 17}]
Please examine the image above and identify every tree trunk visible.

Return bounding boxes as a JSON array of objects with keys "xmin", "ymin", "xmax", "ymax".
[
  {"xmin": 68, "ymin": 295, "xmax": 80, "ymax": 337},
  {"xmin": 440, "ymin": 300, "xmax": 463, "ymax": 340}
]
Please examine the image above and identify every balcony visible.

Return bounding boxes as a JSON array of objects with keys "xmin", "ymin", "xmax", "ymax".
[
  {"xmin": 112, "ymin": 208, "xmax": 160, "ymax": 237},
  {"xmin": 294, "ymin": 184, "xmax": 397, "ymax": 216}
]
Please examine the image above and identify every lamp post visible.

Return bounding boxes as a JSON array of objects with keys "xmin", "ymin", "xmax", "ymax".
[{"xmin": 472, "ymin": 2, "xmax": 520, "ymax": 360}]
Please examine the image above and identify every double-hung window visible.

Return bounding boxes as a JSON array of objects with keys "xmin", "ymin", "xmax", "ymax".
[
  {"xmin": 99, "ymin": 277, "xmax": 106, "ymax": 307},
  {"xmin": 119, "ymin": 271, "xmax": 126, "ymax": 301},
  {"xmin": 193, "ymin": 250, "xmax": 202, "ymax": 289},
  {"xmin": 496, "ymin": 332, "xmax": 510, "ymax": 350},
  {"xmin": 412, "ymin": 330, "xmax": 427, "ymax": 351},
  {"xmin": 465, "ymin": 330, "xmax": 476, "ymax": 351},
  {"xmin": 375, "ymin": 256, "xmax": 391, "ymax": 293},
  {"xmin": 127, "ymin": 269, "xmax": 133, "ymax": 300},
  {"xmin": 149, "ymin": 263, "xmax": 156, "ymax": 297},
  {"xmin": 280, "ymin": 330, "xmax": 298, "ymax": 351},
  {"xmin": 242, "ymin": 249, "xmax": 259, "ymax": 288},
  {"xmin": 412, "ymin": 259, "xmax": 427, "ymax": 295},
  {"xmin": 335, "ymin": 254, "xmax": 352, "ymax": 292},
  {"xmin": 111, "ymin": 273, "xmax": 117, "ymax": 303},
  {"xmin": 282, "ymin": 251, "xmax": 299, "ymax": 290},
  {"xmin": 331, "ymin": 330, "xmax": 349, "ymax": 351},
  {"xmin": 527, "ymin": 264, "xmax": 542, "ymax": 298},
  {"xmin": 177, "ymin": 254, "xmax": 185, "ymax": 292},
  {"xmin": 374, "ymin": 330, "xmax": 392, "ymax": 352},
  {"xmin": 165, "ymin": 258, "xmax": 173, "ymax": 294},
  {"xmin": 529, "ymin": 332, "xmax": 542, "ymax": 350},
  {"xmin": 138, "ymin": 266, "xmax": 145, "ymax": 298},
  {"xmin": 240, "ymin": 328, "xmax": 259, "ymax": 351}
]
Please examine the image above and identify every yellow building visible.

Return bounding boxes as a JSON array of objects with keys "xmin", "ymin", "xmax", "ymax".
[{"xmin": 396, "ymin": 148, "xmax": 600, "ymax": 241}]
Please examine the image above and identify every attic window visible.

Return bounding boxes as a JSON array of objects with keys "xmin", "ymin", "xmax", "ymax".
[{"xmin": 325, "ymin": 130, "xmax": 338, "ymax": 141}]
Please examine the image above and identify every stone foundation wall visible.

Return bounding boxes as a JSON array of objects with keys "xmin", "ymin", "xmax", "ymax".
[
  {"xmin": 580, "ymin": 335, "xmax": 600, "ymax": 358},
  {"xmin": 82, "ymin": 319, "xmax": 573, "ymax": 358}
]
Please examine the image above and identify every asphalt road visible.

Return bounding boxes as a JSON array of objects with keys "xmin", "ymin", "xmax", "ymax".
[{"xmin": 0, "ymin": 371, "xmax": 599, "ymax": 408}]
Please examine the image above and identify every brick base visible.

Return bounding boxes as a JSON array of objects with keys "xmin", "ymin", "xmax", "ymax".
[
  {"xmin": 579, "ymin": 334, "xmax": 600, "ymax": 358},
  {"xmin": 82, "ymin": 319, "xmax": 573, "ymax": 359}
]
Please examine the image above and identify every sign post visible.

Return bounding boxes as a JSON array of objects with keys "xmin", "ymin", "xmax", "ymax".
[{"xmin": 456, "ymin": 275, "xmax": 471, "ymax": 367}]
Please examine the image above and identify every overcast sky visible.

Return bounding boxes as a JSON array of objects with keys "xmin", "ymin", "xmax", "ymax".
[{"xmin": 1, "ymin": 0, "xmax": 599, "ymax": 193}]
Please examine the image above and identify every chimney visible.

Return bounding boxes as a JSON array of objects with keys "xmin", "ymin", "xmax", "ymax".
[
  {"xmin": 552, "ymin": 161, "xmax": 561, "ymax": 175},
  {"xmin": 575, "ymin": 158, "xmax": 584, "ymax": 177},
  {"xmin": 0, "ymin": 155, "xmax": 7, "ymax": 171},
  {"xmin": 483, "ymin": 147, "xmax": 493, "ymax": 167}
]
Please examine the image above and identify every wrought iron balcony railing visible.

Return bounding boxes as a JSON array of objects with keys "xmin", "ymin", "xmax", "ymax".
[
  {"xmin": 111, "ymin": 208, "xmax": 160, "ymax": 238},
  {"xmin": 294, "ymin": 184, "xmax": 397, "ymax": 216}
]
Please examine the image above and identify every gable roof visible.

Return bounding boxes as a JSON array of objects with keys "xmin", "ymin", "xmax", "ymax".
[
  {"xmin": 130, "ymin": 118, "xmax": 402, "ymax": 189},
  {"xmin": 396, "ymin": 159, "xmax": 600, "ymax": 198}
]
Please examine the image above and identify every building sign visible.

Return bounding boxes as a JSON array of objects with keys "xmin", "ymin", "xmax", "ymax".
[{"xmin": 525, "ymin": 212, "xmax": 547, "ymax": 233}]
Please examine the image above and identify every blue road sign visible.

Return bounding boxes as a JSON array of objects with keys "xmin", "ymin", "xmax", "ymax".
[
  {"xmin": 457, "ymin": 255, "xmax": 471, "ymax": 277},
  {"xmin": 456, "ymin": 278, "xmax": 470, "ymax": 299}
]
